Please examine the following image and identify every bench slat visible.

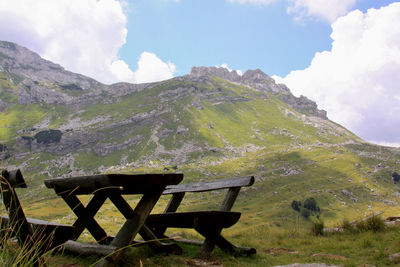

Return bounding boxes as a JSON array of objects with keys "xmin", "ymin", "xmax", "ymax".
[
  {"xmin": 164, "ymin": 176, "xmax": 254, "ymax": 194},
  {"xmin": 0, "ymin": 215, "xmax": 72, "ymax": 228},
  {"xmin": 146, "ymin": 211, "xmax": 241, "ymax": 229}
]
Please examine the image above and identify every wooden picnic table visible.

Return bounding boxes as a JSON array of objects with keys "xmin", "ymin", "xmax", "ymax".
[{"xmin": 44, "ymin": 173, "xmax": 183, "ymax": 267}]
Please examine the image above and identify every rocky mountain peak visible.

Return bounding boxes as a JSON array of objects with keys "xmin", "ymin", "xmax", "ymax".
[
  {"xmin": 190, "ymin": 66, "xmax": 242, "ymax": 83},
  {"xmin": 0, "ymin": 40, "xmax": 102, "ymax": 90},
  {"xmin": 189, "ymin": 65, "xmax": 327, "ymax": 119},
  {"xmin": 242, "ymin": 69, "xmax": 274, "ymax": 83}
]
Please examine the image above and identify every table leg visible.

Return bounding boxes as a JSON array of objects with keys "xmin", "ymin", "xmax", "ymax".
[
  {"xmin": 62, "ymin": 193, "xmax": 110, "ymax": 244},
  {"xmin": 96, "ymin": 190, "xmax": 163, "ymax": 267},
  {"xmin": 108, "ymin": 193, "xmax": 182, "ymax": 255}
]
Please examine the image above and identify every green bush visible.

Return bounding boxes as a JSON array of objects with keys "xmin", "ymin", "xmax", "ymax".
[
  {"xmin": 304, "ymin": 197, "xmax": 320, "ymax": 212},
  {"xmin": 301, "ymin": 208, "xmax": 310, "ymax": 219},
  {"xmin": 356, "ymin": 216, "xmax": 386, "ymax": 232},
  {"xmin": 291, "ymin": 200, "xmax": 301, "ymax": 212},
  {"xmin": 311, "ymin": 219, "xmax": 324, "ymax": 236},
  {"xmin": 340, "ymin": 218, "xmax": 356, "ymax": 233}
]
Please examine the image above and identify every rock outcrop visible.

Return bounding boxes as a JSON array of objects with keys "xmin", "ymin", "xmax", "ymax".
[{"xmin": 190, "ymin": 66, "xmax": 327, "ymax": 119}]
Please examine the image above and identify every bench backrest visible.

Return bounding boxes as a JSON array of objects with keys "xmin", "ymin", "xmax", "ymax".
[
  {"xmin": 164, "ymin": 176, "xmax": 254, "ymax": 194},
  {"xmin": 162, "ymin": 176, "xmax": 254, "ymax": 213}
]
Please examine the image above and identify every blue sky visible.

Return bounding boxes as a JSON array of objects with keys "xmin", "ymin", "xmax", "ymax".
[
  {"xmin": 120, "ymin": 0, "xmax": 394, "ymax": 77},
  {"xmin": 0, "ymin": 0, "xmax": 400, "ymax": 146}
]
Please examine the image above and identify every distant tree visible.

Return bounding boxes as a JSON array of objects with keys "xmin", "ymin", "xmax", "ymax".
[
  {"xmin": 392, "ymin": 172, "xmax": 400, "ymax": 183},
  {"xmin": 304, "ymin": 198, "xmax": 320, "ymax": 213},
  {"xmin": 301, "ymin": 208, "xmax": 310, "ymax": 219},
  {"xmin": 291, "ymin": 200, "xmax": 301, "ymax": 212}
]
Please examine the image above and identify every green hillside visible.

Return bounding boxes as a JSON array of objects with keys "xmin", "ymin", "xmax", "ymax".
[{"xmin": 1, "ymin": 40, "xmax": 400, "ymax": 266}]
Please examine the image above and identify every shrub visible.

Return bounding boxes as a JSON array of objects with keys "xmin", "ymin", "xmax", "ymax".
[
  {"xmin": 392, "ymin": 172, "xmax": 400, "ymax": 183},
  {"xmin": 340, "ymin": 218, "xmax": 356, "ymax": 233},
  {"xmin": 311, "ymin": 219, "xmax": 324, "ymax": 236},
  {"xmin": 304, "ymin": 197, "xmax": 320, "ymax": 213},
  {"xmin": 356, "ymin": 216, "xmax": 386, "ymax": 232},
  {"xmin": 34, "ymin": 130, "xmax": 62, "ymax": 144},
  {"xmin": 301, "ymin": 208, "xmax": 310, "ymax": 219},
  {"xmin": 291, "ymin": 200, "xmax": 301, "ymax": 212}
]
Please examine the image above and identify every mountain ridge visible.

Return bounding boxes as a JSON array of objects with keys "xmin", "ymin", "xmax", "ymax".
[{"xmin": 2, "ymin": 40, "xmax": 400, "ymax": 231}]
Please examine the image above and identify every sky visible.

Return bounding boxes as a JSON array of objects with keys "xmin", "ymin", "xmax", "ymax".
[{"xmin": 0, "ymin": 0, "xmax": 399, "ymax": 146}]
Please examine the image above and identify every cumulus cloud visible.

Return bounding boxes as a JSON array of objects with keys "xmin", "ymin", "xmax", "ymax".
[
  {"xmin": 287, "ymin": 0, "xmax": 357, "ymax": 23},
  {"xmin": 275, "ymin": 3, "xmax": 400, "ymax": 145},
  {"xmin": 0, "ymin": 0, "xmax": 175, "ymax": 84},
  {"xmin": 132, "ymin": 52, "xmax": 176, "ymax": 84}
]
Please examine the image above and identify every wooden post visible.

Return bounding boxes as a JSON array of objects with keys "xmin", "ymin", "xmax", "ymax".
[
  {"xmin": 70, "ymin": 193, "xmax": 108, "ymax": 241},
  {"xmin": 96, "ymin": 189, "xmax": 164, "ymax": 267},
  {"xmin": 199, "ymin": 187, "xmax": 241, "ymax": 257},
  {"xmin": 61, "ymin": 193, "xmax": 109, "ymax": 244},
  {"xmin": 0, "ymin": 173, "xmax": 34, "ymax": 249}
]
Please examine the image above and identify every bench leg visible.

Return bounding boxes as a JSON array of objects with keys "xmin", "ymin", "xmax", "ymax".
[
  {"xmin": 195, "ymin": 226, "xmax": 238, "ymax": 258},
  {"xmin": 196, "ymin": 225, "xmax": 256, "ymax": 258}
]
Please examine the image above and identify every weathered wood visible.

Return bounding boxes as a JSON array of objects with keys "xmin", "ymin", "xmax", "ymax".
[
  {"xmin": 150, "ymin": 192, "xmax": 186, "ymax": 237},
  {"xmin": 0, "ymin": 173, "xmax": 34, "ymax": 248},
  {"xmin": 146, "ymin": 211, "xmax": 241, "ymax": 229},
  {"xmin": 173, "ymin": 237, "xmax": 256, "ymax": 255},
  {"xmin": 164, "ymin": 176, "xmax": 254, "ymax": 194},
  {"xmin": 0, "ymin": 170, "xmax": 74, "ymax": 258},
  {"xmin": 155, "ymin": 176, "xmax": 256, "ymax": 257},
  {"xmin": 61, "ymin": 194, "xmax": 109, "ymax": 244},
  {"xmin": 107, "ymin": 192, "xmax": 181, "ymax": 254},
  {"xmin": 96, "ymin": 189, "xmax": 164, "ymax": 267},
  {"xmin": 45, "ymin": 173, "xmax": 183, "ymax": 195},
  {"xmin": 1, "ymin": 169, "xmax": 26, "ymax": 188},
  {"xmin": 62, "ymin": 240, "xmax": 117, "ymax": 257},
  {"xmin": 200, "ymin": 186, "xmax": 242, "ymax": 255},
  {"xmin": 70, "ymin": 193, "xmax": 108, "ymax": 241},
  {"xmin": 220, "ymin": 187, "xmax": 241, "ymax": 211},
  {"xmin": 164, "ymin": 192, "xmax": 185, "ymax": 213}
]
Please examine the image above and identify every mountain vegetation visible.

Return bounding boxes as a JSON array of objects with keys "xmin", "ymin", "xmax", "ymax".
[{"xmin": 1, "ymin": 40, "xmax": 400, "ymax": 266}]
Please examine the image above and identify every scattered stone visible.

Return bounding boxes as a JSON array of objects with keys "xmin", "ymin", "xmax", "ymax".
[{"xmin": 389, "ymin": 252, "xmax": 400, "ymax": 263}]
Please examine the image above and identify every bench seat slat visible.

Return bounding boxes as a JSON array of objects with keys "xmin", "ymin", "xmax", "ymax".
[
  {"xmin": 164, "ymin": 176, "xmax": 254, "ymax": 194},
  {"xmin": 0, "ymin": 215, "xmax": 72, "ymax": 228},
  {"xmin": 146, "ymin": 211, "xmax": 241, "ymax": 229}
]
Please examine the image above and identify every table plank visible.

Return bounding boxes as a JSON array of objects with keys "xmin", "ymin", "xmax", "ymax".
[{"xmin": 45, "ymin": 173, "xmax": 183, "ymax": 195}]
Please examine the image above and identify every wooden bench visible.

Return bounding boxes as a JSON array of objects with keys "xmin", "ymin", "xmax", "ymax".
[
  {"xmin": 145, "ymin": 176, "xmax": 257, "ymax": 257},
  {"xmin": 0, "ymin": 169, "xmax": 74, "ymax": 257}
]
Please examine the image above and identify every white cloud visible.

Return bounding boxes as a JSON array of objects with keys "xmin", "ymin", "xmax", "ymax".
[
  {"xmin": 220, "ymin": 63, "xmax": 243, "ymax": 76},
  {"xmin": 132, "ymin": 52, "xmax": 176, "ymax": 84},
  {"xmin": 287, "ymin": 0, "xmax": 357, "ymax": 23},
  {"xmin": 276, "ymin": 3, "xmax": 400, "ymax": 144},
  {"xmin": 227, "ymin": 0, "xmax": 358, "ymax": 23},
  {"xmin": 227, "ymin": 0, "xmax": 277, "ymax": 5},
  {"xmin": 0, "ymin": 0, "xmax": 175, "ymax": 84}
]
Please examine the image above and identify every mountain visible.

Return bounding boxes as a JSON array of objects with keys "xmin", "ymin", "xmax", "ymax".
[{"xmin": 1, "ymin": 40, "xmax": 400, "ymax": 226}]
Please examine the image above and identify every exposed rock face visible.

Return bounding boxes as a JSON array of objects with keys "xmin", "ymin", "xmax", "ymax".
[
  {"xmin": 0, "ymin": 41, "xmax": 102, "ymax": 89},
  {"xmin": 190, "ymin": 66, "xmax": 327, "ymax": 119}
]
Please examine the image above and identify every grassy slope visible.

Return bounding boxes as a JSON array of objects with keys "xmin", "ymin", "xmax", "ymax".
[{"xmin": 2, "ymin": 73, "xmax": 400, "ymax": 266}]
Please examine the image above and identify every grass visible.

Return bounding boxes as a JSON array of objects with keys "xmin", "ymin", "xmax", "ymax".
[{"xmin": 3, "ymin": 222, "xmax": 400, "ymax": 266}]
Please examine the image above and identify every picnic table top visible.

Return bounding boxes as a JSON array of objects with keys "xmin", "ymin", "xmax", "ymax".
[{"xmin": 44, "ymin": 173, "xmax": 184, "ymax": 195}]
